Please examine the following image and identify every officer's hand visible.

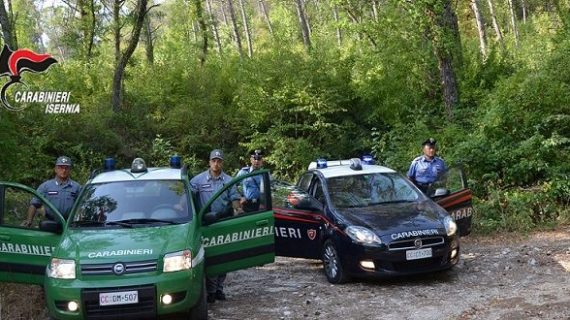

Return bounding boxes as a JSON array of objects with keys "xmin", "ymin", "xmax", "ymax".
[
  {"xmin": 239, "ymin": 197, "xmax": 246, "ymax": 205},
  {"xmin": 20, "ymin": 220, "xmax": 32, "ymax": 227}
]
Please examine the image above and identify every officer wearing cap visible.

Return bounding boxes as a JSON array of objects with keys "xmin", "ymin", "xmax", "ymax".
[
  {"xmin": 189, "ymin": 149, "xmax": 241, "ymax": 303},
  {"xmin": 236, "ymin": 150, "xmax": 265, "ymax": 212},
  {"xmin": 22, "ymin": 156, "xmax": 82, "ymax": 227},
  {"xmin": 407, "ymin": 138, "xmax": 447, "ymax": 193}
]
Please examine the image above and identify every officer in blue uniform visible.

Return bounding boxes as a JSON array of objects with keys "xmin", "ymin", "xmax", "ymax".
[
  {"xmin": 407, "ymin": 138, "xmax": 447, "ymax": 193},
  {"xmin": 236, "ymin": 150, "xmax": 265, "ymax": 212},
  {"xmin": 190, "ymin": 149, "xmax": 241, "ymax": 303},
  {"xmin": 22, "ymin": 156, "xmax": 81, "ymax": 227}
]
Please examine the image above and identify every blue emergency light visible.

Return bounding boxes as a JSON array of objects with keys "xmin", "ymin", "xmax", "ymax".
[
  {"xmin": 169, "ymin": 155, "xmax": 182, "ymax": 169},
  {"xmin": 316, "ymin": 158, "xmax": 328, "ymax": 169},
  {"xmin": 104, "ymin": 158, "xmax": 116, "ymax": 171},
  {"xmin": 362, "ymin": 154, "xmax": 375, "ymax": 165}
]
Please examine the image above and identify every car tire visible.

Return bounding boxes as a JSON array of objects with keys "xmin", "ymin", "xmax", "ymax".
[
  {"xmin": 188, "ymin": 278, "xmax": 208, "ymax": 320},
  {"xmin": 322, "ymin": 239, "xmax": 350, "ymax": 284}
]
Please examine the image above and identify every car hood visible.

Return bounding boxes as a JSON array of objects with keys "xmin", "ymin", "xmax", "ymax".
[
  {"xmin": 58, "ymin": 224, "xmax": 190, "ymax": 263},
  {"xmin": 335, "ymin": 200, "xmax": 448, "ymax": 240}
]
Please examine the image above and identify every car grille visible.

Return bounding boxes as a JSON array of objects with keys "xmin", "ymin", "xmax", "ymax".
[
  {"xmin": 388, "ymin": 236, "xmax": 445, "ymax": 251},
  {"xmin": 82, "ymin": 284, "xmax": 156, "ymax": 320},
  {"xmin": 81, "ymin": 260, "xmax": 157, "ymax": 275}
]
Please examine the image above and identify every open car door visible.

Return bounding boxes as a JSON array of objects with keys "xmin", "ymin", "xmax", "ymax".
[
  {"xmin": 199, "ymin": 170, "xmax": 274, "ymax": 276},
  {"xmin": 271, "ymin": 180, "xmax": 324, "ymax": 259},
  {"xmin": 429, "ymin": 167, "xmax": 473, "ymax": 236},
  {"xmin": 0, "ymin": 182, "xmax": 64, "ymax": 284}
]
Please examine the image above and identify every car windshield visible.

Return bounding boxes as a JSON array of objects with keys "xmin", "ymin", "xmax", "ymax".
[
  {"xmin": 327, "ymin": 173, "xmax": 421, "ymax": 208},
  {"xmin": 71, "ymin": 180, "xmax": 190, "ymax": 227}
]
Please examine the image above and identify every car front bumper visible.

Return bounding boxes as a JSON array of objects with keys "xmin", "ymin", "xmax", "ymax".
[
  {"xmin": 337, "ymin": 235, "xmax": 460, "ymax": 278},
  {"xmin": 44, "ymin": 267, "xmax": 203, "ymax": 320}
]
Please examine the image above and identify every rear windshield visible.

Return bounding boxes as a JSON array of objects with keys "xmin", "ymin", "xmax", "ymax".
[{"xmin": 70, "ymin": 180, "xmax": 191, "ymax": 227}]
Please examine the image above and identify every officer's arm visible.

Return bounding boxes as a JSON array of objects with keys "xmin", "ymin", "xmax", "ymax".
[{"xmin": 22, "ymin": 184, "xmax": 46, "ymax": 227}]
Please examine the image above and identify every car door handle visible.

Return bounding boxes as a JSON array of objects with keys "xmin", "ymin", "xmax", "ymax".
[{"xmin": 256, "ymin": 220, "xmax": 269, "ymax": 226}]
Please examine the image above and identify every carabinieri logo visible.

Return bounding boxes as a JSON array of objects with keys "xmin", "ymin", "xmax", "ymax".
[{"xmin": 0, "ymin": 45, "xmax": 57, "ymax": 111}]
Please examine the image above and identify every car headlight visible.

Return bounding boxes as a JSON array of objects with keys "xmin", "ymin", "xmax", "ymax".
[
  {"xmin": 345, "ymin": 226, "xmax": 382, "ymax": 246},
  {"xmin": 48, "ymin": 258, "xmax": 76, "ymax": 279},
  {"xmin": 163, "ymin": 250, "xmax": 192, "ymax": 272},
  {"xmin": 444, "ymin": 216, "xmax": 457, "ymax": 236}
]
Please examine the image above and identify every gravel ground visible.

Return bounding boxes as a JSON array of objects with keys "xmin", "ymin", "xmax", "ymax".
[{"xmin": 1, "ymin": 228, "xmax": 569, "ymax": 320}]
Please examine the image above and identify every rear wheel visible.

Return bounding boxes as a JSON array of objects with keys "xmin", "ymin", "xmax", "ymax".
[
  {"xmin": 188, "ymin": 278, "xmax": 208, "ymax": 320},
  {"xmin": 322, "ymin": 240, "xmax": 349, "ymax": 284}
]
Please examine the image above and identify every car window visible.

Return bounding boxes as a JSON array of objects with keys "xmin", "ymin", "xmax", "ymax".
[
  {"xmin": 327, "ymin": 173, "xmax": 420, "ymax": 208},
  {"xmin": 313, "ymin": 180, "xmax": 325, "ymax": 204},
  {"xmin": 298, "ymin": 173, "xmax": 313, "ymax": 192},
  {"xmin": 71, "ymin": 180, "xmax": 190, "ymax": 226},
  {"xmin": 1, "ymin": 186, "xmax": 48, "ymax": 229},
  {"xmin": 271, "ymin": 181, "xmax": 316, "ymax": 210}
]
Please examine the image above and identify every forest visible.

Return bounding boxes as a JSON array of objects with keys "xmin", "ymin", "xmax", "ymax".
[{"xmin": 0, "ymin": 0, "xmax": 568, "ymax": 233}]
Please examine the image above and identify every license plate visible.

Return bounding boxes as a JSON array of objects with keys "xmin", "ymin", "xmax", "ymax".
[
  {"xmin": 406, "ymin": 248, "xmax": 432, "ymax": 260},
  {"xmin": 99, "ymin": 290, "xmax": 138, "ymax": 306}
]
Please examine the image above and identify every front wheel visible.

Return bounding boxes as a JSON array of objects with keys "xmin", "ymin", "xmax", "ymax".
[
  {"xmin": 188, "ymin": 278, "xmax": 208, "ymax": 320},
  {"xmin": 322, "ymin": 240, "xmax": 350, "ymax": 284}
]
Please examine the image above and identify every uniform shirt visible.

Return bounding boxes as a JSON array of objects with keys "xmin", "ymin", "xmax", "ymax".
[
  {"xmin": 190, "ymin": 170, "xmax": 240, "ymax": 213},
  {"xmin": 407, "ymin": 156, "xmax": 447, "ymax": 185},
  {"xmin": 236, "ymin": 166, "xmax": 262, "ymax": 201},
  {"xmin": 30, "ymin": 178, "xmax": 81, "ymax": 220}
]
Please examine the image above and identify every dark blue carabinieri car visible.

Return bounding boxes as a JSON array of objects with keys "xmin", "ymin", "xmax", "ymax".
[{"xmin": 272, "ymin": 158, "xmax": 472, "ymax": 284}]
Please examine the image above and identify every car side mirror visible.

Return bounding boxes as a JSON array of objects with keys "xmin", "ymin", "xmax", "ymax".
[
  {"xmin": 433, "ymin": 188, "xmax": 450, "ymax": 197},
  {"xmin": 295, "ymin": 198, "xmax": 323, "ymax": 212},
  {"xmin": 39, "ymin": 220, "xmax": 63, "ymax": 234},
  {"xmin": 203, "ymin": 212, "xmax": 218, "ymax": 225}
]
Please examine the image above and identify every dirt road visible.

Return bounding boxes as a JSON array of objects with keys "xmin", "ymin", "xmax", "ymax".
[
  {"xmin": 1, "ymin": 228, "xmax": 569, "ymax": 320},
  {"xmin": 209, "ymin": 228, "xmax": 570, "ymax": 320}
]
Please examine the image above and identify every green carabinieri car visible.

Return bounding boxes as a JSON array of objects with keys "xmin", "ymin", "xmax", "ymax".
[{"xmin": 0, "ymin": 157, "xmax": 274, "ymax": 320}]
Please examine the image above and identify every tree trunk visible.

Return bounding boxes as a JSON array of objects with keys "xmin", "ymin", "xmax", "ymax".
[
  {"xmin": 227, "ymin": 0, "xmax": 243, "ymax": 58},
  {"xmin": 0, "ymin": 0, "xmax": 16, "ymax": 48},
  {"xmin": 259, "ymin": 0, "xmax": 273, "ymax": 35},
  {"xmin": 113, "ymin": 0, "xmax": 122, "ymax": 64},
  {"xmin": 294, "ymin": 0, "xmax": 311, "ymax": 50},
  {"xmin": 194, "ymin": 0, "xmax": 208, "ymax": 65},
  {"xmin": 87, "ymin": 0, "xmax": 96, "ymax": 60},
  {"xmin": 333, "ymin": 5, "xmax": 341, "ymax": 47},
  {"xmin": 7, "ymin": 0, "xmax": 16, "ymax": 48},
  {"xmin": 143, "ymin": 15, "xmax": 154, "ymax": 64},
  {"xmin": 521, "ymin": 0, "xmax": 527, "ymax": 23},
  {"xmin": 111, "ymin": 0, "xmax": 148, "ymax": 113},
  {"xmin": 238, "ymin": 0, "xmax": 253, "ymax": 57},
  {"xmin": 507, "ymin": 0, "xmax": 519, "ymax": 47},
  {"xmin": 470, "ymin": 0, "xmax": 487, "ymax": 58},
  {"xmin": 486, "ymin": 0, "xmax": 504, "ymax": 49},
  {"xmin": 372, "ymin": 0, "xmax": 379, "ymax": 22},
  {"xmin": 426, "ymin": 0, "xmax": 461, "ymax": 120},
  {"xmin": 221, "ymin": 0, "xmax": 229, "ymax": 27},
  {"xmin": 206, "ymin": 0, "xmax": 222, "ymax": 56}
]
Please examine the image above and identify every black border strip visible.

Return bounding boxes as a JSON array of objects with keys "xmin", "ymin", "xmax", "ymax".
[
  {"xmin": 206, "ymin": 244, "xmax": 274, "ymax": 267},
  {"xmin": 0, "ymin": 262, "xmax": 45, "ymax": 274}
]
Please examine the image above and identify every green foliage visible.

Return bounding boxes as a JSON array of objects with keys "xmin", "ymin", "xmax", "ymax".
[{"xmin": 1, "ymin": 0, "xmax": 569, "ymax": 235}]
